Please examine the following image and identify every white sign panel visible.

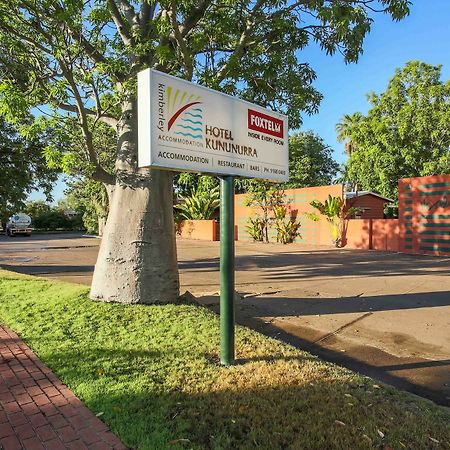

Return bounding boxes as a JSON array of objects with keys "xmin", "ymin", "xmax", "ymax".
[{"xmin": 138, "ymin": 69, "xmax": 289, "ymax": 182}]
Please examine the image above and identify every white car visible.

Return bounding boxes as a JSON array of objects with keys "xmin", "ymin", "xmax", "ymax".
[{"xmin": 6, "ymin": 213, "xmax": 32, "ymax": 236}]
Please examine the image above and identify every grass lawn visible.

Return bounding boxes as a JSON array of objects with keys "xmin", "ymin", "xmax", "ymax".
[{"xmin": 0, "ymin": 270, "xmax": 449, "ymax": 450}]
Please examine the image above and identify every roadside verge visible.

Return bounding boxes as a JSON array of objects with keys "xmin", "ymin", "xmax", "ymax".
[{"xmin": 0, "ymin": 270, "xmax": 449, "ymax": 449}]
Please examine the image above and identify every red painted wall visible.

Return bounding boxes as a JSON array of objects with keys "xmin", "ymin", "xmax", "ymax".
[
  {"xmin": 399, "ymin": 174, "xmax": 450, "ymax": 256},
  {"xmin": 371, "ymin": 219, "xmax": 400, "ymax": 252},
  {"xmin": 343, "ymin": 219, "xmax": 400, "ymax": 252}
]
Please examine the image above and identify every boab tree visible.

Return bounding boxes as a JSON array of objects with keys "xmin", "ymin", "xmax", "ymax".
[{"xmin": 0, "ymin": 0, "xmax": 409, "ymax": 304}]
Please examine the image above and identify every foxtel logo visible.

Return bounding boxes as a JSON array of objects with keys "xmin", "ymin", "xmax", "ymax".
[{"xmin": 248, "ymin": 109, "xmax": 283, "ymax": 138}]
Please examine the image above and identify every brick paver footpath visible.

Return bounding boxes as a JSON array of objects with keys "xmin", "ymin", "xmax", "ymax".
[{"xmin": 0, "ymin": 325, "xmax": 127, "ymax": 450}]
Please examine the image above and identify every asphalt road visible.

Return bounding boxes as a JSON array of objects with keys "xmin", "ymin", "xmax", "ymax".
[{"xmin": 1, "ymin": 232, "xmax": 449, "ymax": 407}]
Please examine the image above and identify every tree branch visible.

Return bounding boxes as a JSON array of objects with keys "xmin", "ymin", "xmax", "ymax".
[
  {"xmin": 117, "ymin": 0, "xmax": 142, "ymax": 41},
  {"xmin": 92, "ymin": 167, "xmax": 116, "ymax": 185},
  {"xmin": 107, "ymin": 0, "xmax": 134, "ymax": 47},
  {"xmin": 180, "ymin": 0, "xmax": 209, "ymax": 37},
  {"xmin": 0, "ymin": 22, "xmax": 50, "ymax": 55},
  {"xmin": 68, "ymin": 28, "xmax": 115, "ymax": 71},
  {"xmin": 254, "ymin": 0, "xmax": 312, "ymax": 26},
  {"xmin": 59, "ymin": 60, "xmax": 116, "ymax": 186},
  {"xmin": 49, "ymin": 2, "xmax": 118, "ymax": 78},
  {"xmin": 58, "ymin": 103, "xmax": 119, "ymax": 128},
  {"xmin": 216, "ymin": 0, "xmax": 265, "ymax": 82},
  {"xmin": 215, "ymin": 0, "xmax": 321, "ymax": 82},
  {"xmin": 139, "ymin": 1, "xmax": 157, "ymax": 37},
  {"xmin": 116, "ymin": 0, "xmax": 137, "ymax": 25},
  {"xmin": 170, "ymin": 1, "xmax": 193, "ymax": 80}
]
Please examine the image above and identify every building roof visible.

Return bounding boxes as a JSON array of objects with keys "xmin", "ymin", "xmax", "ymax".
[{"xmin": 344, "ymin": 191, "xmax": 394, "ymax": 203}]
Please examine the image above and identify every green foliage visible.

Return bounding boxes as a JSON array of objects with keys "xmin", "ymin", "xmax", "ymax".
[
  {"xmin": 24, "ymin": 200, "xmax": 51, "ymax": 219},
  {"xmin": 284, "ymin": 131, "xmax": 339, "ymax": 188},
  {"xmin": 244, "ymin": 183, "xmax": 301, "ymax": 243},
  {"xmin": 175, "ymin": 173, "xmax": 250, "ymax": 196},
  {"xmin": 24, "ymin": 201, "xmax": 83, "ymax": 231},
  {"xmin": 174, "ymin": 174, "xmax": 218, "ymax": 197},
  {"xmin": 1, "ymin": 272, "xmax": 449, "ymax": 449},
  {"xmin": 65, "ymin": 179, "xmax": 109, "ymax": 234},
  {"xmin": 42, "ymin": 118, "xmax": 117, "ymax": 180},
  {"xmin": 0, "ymin": 0, "xmax": 410, "ymax": 192},
  {"xmin": 338, "ymin": 61, "xmax": 450, "ymax": 199},
  {"xmin": 385, "ymin": 205, "xmax": 398, "ymax": 219},
  {"xmin": 309, "ymin": 195, "xmax": 360, "ymax": 247},
  {"xmin": 0, "ymin": 119, "xmax": 56, "ymax": 220},
  {"xmin": 176, "ymin": 186, "xmax": 220, "ymax": 220},
  {"xmin": 310, "ymin": 195, "xmax": 343, "ymax": 219},
  {"xmin": 245, "ymin": 217, "xmax": 266, "ymax": 242},
  {"xmin": 244, "ymin": 183, "xmax": 285, "ymax": 243},
  {"xmin": 336, "ymin": 113, "xmax": 364, "ymax": 144},
  {"xmin": 34, "ymin": 210, "xmax": 80, "ymax": 231},
  {"xmin": 273, "ymin": 205, "xmax": 301, "ymax": 244}
]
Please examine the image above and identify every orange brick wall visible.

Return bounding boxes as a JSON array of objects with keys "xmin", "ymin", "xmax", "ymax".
[
  {"xmin": 235, "ymin": 184, "xmax": 343, "ymax": 244},
  {"xmin": 371, "ymin": 219, "xmax": 384, "ymax": 250},
  {"xmin": 230, "ymin": 175, "xmax": 449, "ymax": 255},
  {"xmin": 399, "ymin": 174, "xmax": 450, "ymax": 256},
  {"xmin": 176, "ymin": 176, "xmax": 449, "ymax": 254}
]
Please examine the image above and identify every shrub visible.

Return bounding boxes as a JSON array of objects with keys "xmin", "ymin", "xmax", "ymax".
[
  {"xmin": 273, "ymin": 205, "xmax": 301, "ymax": 244},
  {"xmin": 309, "ymin": 195, "xmax": 360, "ymax": 247},
  {"xmin": 246, "ymin": 217, "xmax": 266, "ymax": 242},
  {"xmin": 244, "ymin": 183, "xmax": 300, "ymax": 243},
  {"xmin": 176, "ymin": 186, "xmax": 220, "ymax": 220}
]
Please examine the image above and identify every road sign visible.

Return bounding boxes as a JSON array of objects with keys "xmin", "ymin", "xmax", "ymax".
[
  {"xmin": 138, "ymin": 69, "xmax": 290, "ymax": 366},
  {"xmin": 138, "ymin": 69, "xmax": 288, "ymax": 182}
]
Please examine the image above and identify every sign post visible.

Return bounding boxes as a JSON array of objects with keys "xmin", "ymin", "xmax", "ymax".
[
  {"xmin": 219, "ymin": 176, "xmax": 235, "ymax": 365},
  {"xmin": 137, "ymin": 68, "xmax": 288, "ymax": 365}
]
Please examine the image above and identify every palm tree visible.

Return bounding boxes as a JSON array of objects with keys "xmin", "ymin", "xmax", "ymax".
[
  {"xmin": 336, "ymin": 113, "xmax": 364, "ymax": 155},
  {"xmin": 334, "ymin": 163, "xmax": 358, "ymax": 192}
]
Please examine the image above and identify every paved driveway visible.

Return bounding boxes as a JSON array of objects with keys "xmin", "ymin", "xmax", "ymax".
[{"xmin": 1, "ymin": 233, "xmax": 449, "ymax": 406}]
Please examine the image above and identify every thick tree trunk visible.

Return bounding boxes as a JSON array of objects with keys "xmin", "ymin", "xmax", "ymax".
[{"xmin": 90, "ymin": 101, "xmax": 179, "ymax": 304}]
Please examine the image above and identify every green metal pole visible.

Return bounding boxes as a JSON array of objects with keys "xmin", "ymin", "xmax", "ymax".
[{"xmin": 220, "ymin": 175, "xmax": 235, "ymax": 365}]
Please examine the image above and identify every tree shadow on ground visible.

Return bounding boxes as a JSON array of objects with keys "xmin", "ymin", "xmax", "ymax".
[
  {"xmin": 178, "ymin": 249, "xmax": 450, "ymax": 281},
  {"xmin": 0, "ymin": 264, "xmax": 95, "ymax": 275},
  {"xmin": 235, "ymin": 290, "xmax": 450, "ymax": 316}
]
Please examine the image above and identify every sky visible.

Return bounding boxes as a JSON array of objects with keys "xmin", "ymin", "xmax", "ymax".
[
  {"xmin": 30, "ymin": 0, "xmax": 450, "ymax": 202},
  {"xmin": 300, "ymin": 0, "xmax": 450, "ymax": 164}
]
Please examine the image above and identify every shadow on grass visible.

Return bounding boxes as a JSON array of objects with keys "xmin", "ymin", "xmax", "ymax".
[
  {"xmin": 1, "ymin": 275, "xmax": 449, "ymax": 450},
  {"xmin": 232, "ymin": 311, "xmax": 450, "ymax": 408},
  {"xmin": 42, "ymin": 350, "xmax": 450, "ymax": 450}
]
